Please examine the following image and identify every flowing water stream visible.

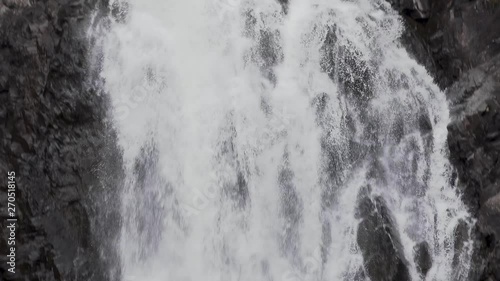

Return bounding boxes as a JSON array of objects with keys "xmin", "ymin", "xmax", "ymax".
[{"xmin": 99, "ymin": 0, "xmax": 475, "ymax": 280}]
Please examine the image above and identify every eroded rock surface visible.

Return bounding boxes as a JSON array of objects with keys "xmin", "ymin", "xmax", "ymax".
[
  {"xmin": 356, "ymin": 186, "xmax": 411, "ymax": 281},
  {"xmin": 390, "ymin": 0, "xmax": 500, "ymax": 279},
  {"xmin": 0, "ymin": 0, "xmax": 121, "ymax": 280},
  {"xmin": 414, "ymin": 241, "xmax": 432, "ymax": 278},
  {"xmin": 447, "ymin": 54, "xmax": 500, "ymax": 281},
  {"xmin": 393, "ymin": 0, "xmax": 500, "ymax": 88}
]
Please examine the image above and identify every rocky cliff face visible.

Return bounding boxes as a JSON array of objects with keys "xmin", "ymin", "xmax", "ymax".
[
  {"xmin": 0, "ymin": 1, "xmax": 121, "ymax": 280},
  {"xmin": 390, "ymin": 0, "xmax": 500, "ymax": 280},
  {"xmin": 1, "ymin": 0, "xmax": 499, "ymax": 280},
  {"xmin": 391, "ymin": 0, "xmax": 500, "ymax": 88},
  {"xmin": 448, "ymin": 55, "xmax": 500, "ymax": 281}
]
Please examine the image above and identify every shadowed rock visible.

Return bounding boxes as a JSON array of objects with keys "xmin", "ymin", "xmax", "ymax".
[
  {"xmin": 447, "ymin": 54, "xmax": 500, "ymax": 280},
  {"xmin": 387, "ymin": 0, "xmax": 430, "ymax": 21},
  {"xmin": 414, "ymin": 241, "xmax": 432, "ymax": 278},
  {"xmin": 479, "ymin": 193, "xmax": 500, "ymax": 239},
  {"xmin": 0, "ymin": 1, "xmax": 121, "ymax": 280},
  {"xmin": 355, "ymin": 186, "xmax": 410, "ymax": 281},
  {"xmin": 394, "ymin": 0, "xmax": 500, "ymax": 88},
  {"xmin": 453, "ymin": 219, "xmax": 470, "ymax": 269}
]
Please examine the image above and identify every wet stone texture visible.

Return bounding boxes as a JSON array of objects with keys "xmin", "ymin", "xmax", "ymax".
[
  {"xmin": 447, "ymin": 55, "xmax": 500, "ymax": 281},
  {"xmin": 390, "ymin": 0, "xmax": 500, "ymax": 88},
  {"xmin": 389, "ymin": 0, "xmax": 500, "ymax": 280},
  {"xmin": 355, "ymin": 186, "xmax": 411, "ymax": 281},
  {"xmin": 413, "ymin": 241, "xmax": 432, "ymax": 278},
  {"xmin": 0, "ymin": 1, "xmax": 122, "ymax": 281}
]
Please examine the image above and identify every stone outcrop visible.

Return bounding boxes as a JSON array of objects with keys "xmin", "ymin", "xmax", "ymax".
[
  {"xmin": 0, "ymin": 0, "xmax": 121, "ymax": 280},
  {"xmin": 388, "ymin": 0, "xmax": 430, "ymax": 20},
  {"xmin": 389, "ymin": 0, "xmax": 500, "ymax": 280},
  {"xmin": 447, "ymin": 55, "xmax": 500, "ymax": 281},
  {"xmin": 393, "ymin": 0, "xmax": 500, "ymax": 88},
  {"xmin": 413, "ymin": 241, "xmax": 432, "ymax": 278},
  {"xmin": 355, "ymin": 186, "xmax": 411, "ymax": 281}
]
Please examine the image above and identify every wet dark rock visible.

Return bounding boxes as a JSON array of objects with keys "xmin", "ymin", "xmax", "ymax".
[
  {"xmin": 479, "ymin": 193, "xmax": 500, "ymax": 241},
  {"xmin": 355, "ymin": 186, "xmax": 411, "ymax": 281},
  {"xmin": 353, "ymin": 267, "xmax": 367, "ymax": 281},
  {"xmin": 0, "ymin": 1, "xmax": 122, "ymax": 281},
  {"xmin": 413, "ymin": 241, "xmax": 432, "ymax": 278},
  {"xmin": 390, "ymin": 0, "xmax": 500, "ymax": 279},
  {"xmin": 453, "ymin": 219, "xmax": 470, "ymax": 269},
  {"xmin": 447, "ymin": 55, "xmax": 500, "ymax": 210},
  {"xmin": 477, "ymin": 193, "xmax": 500, "ymax": 281},
  {"xmin": 396, "ymin": 0, "xmax": 500, "ymax": 89},
  {"xmin": 446, "ymin": 51, "xmax": 500, "ymax": 281},
  {"xmin": 388, "ymin": 0, "xmax": 430, "ymax": 21}
]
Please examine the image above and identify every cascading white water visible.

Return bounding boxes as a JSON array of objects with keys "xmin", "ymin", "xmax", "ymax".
[{"xmin": 99, "ymin": 0, "xmax": 475, "ymax": 280}]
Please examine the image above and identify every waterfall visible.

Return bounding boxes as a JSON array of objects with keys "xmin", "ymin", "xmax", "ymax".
[{"xmin": 99, "ymin": 0, "xmax": 475, "ymax": 280}]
